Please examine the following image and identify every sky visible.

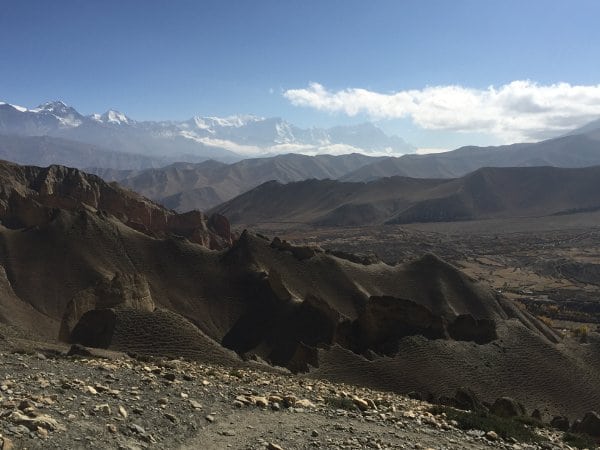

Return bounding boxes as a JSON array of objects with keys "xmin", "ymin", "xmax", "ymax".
[{"xmin": 1, "ymin": 0, "xmax": 600, "ymax": 152}]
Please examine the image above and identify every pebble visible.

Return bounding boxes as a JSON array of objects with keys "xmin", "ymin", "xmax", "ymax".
[
  {"xmin": 1, "ymin": 437, "xmax": 14, "ymax": 450},
  {"xmin": 129, "ymin": 423, "xmax": 146, "ymax": 434},
  {"xmin": 164, "ymin": 412, "xmax": 178, "ymax": 423},
  {"xmin": 485, "ymin": 430, "xmax": 499, "ymax": 441},
  {"xmin": 295, "ymin": 399, "xmax": 315, "ymax": 408},
  {"xmin": 85, "ymin": 386, "xmax": 97, "ymax": 395},
  {"xmin": 352, "ymin": 397, "xmax": 370, "ymax": 411},
  {"xmin": 253, "ymin": 396, "xmax": 269, "ymax": 407},
  {"xmin": 189, "ymin": 399, "xmax": 203, "ymax": 409},
  {"xmin": 163, "ymin": 373, "xmax": 176, "ymax": 382},
  {"xmin": 94, "ymin": 404, "xmax": 111, "ymax": 416}
]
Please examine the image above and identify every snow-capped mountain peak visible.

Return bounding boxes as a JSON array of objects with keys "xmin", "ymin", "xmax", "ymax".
[
  {"xmin": 0, "ymin": 99, "xmax": 416, "ymax": 158},
  {"xmin": 31, "ymin": 100, "xmax": 74, "ymax": 114},
  {"xmin": 192, "ymin": 115, "xmax": 264, "ymax": 131},
  {"xmin": 27, "ymin": 100, "xmax": 83, "ymax": 127},
  {"xmin": 100, "ymin": 109, "xmax": 131, "ymax": 125},
  {"xmin": 274, "ymin": 120, "xmax": 295, "ymax": 144}
]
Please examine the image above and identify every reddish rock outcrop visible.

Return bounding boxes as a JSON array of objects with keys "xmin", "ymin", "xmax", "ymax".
[{"xmin": 0, "ymin": 161, "xmax": 232, "ymax": 249}]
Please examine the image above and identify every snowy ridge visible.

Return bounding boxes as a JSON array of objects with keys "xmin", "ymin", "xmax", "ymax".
[
  {"xmin": 101, "ymin": 110, "xmax": 132, "ymax": 125},
  {"xmin": 0, "ymin": 99, "xmax": 416, "ymax": 158},
  {"xmin": 0, "ymin": 102, "xmax": 29, "ymax": 112}
]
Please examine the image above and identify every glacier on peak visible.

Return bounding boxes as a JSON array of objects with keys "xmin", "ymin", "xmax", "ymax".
[
  {"xmin": 101, "ymin": 110, "xmax": 131, "ymax": 125},
  {"xmin": 192, "ymin": 115, "xmax": 264, "ymax": 130},
  {"xmin": 30, "ymin": 100, "xmax": 73, "ymax": 114}
]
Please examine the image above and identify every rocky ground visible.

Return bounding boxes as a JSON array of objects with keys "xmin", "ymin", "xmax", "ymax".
[{"xmin": 0, "ymin": 334, "xmax": 588, "ymax": 450}]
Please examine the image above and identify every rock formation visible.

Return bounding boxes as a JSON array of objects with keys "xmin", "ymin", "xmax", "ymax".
[{"xmin": 0, "ymin": 161, "xmax": 232, "ymax": 249}]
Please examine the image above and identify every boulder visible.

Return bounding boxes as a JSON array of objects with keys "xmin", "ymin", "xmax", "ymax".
[
  {"xmin": 437, "ymin": 395, "xmax": 460, "ymax": 409},
  {"xmin": 531, "ymin": 409, "xmax": 543, "ymax": 421},
  {"xmin": 490, "ymin": 397, "xmax": 526, "ymax": 418},
  {"xmin": 577, "ymin": 411, "xmax": 600, "ymax": 437},
  {"xmin": 407, "ymin": 391, "xmax": 428, "ymax": 401},
  {"xmin": 550, "ymin": 416, "xmax": 570, "ymax": 431},
  {"xmin": 454, "ymin": 387, "xmax": 487, "ymax": 412}
]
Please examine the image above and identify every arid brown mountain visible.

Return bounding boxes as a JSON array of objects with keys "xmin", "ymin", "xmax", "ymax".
[
  {"xmin": 212, "ymin": 166, "xmax": 600, "ymax": 226},
  {"xmin": 0, "ymin": 160, "xmax": 232, "ymax": 249},
  {"xmin": 342, "ymin": 132, "xmax": 600, "ymax": 181},
  {"xmin": 113, "ymin": 153, "xmax": 381, "ymax": 211},
  {"xmin": 0, "ymin": 161, "xmax": 599, "ymax": 418},
  {"xmin": 90, "ymin": 121, "xmax": 600, "ymax": 213}
]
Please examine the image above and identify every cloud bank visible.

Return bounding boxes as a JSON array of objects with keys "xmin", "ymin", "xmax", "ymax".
[{"xmin": 284, "ymin": 81, "xmax": 600, "ymax": 142}]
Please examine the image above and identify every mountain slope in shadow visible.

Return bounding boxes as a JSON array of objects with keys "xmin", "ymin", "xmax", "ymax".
[
  {"xmin": 343, "ymin": 132, "xmax": 600, "ymax": 181},
  {"xmin": 115, "ymin": 153, "xmax": 381, "ymax": 211},
  {"xmin": 211, "ymin": 166, "xmax": 600, "ymax": 226}
]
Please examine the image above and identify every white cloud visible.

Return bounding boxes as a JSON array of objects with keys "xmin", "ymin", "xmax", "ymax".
[
  {"xmin": 181, "ymin": 135, "xmax": 401, "ymax": 158},
  {"xmin": 415, "ymin": 147, "xmax": 450, "ymax": 155},
  {"xmin": 284, "ymin": 81, "xmax": 600, "ymax": 142}
]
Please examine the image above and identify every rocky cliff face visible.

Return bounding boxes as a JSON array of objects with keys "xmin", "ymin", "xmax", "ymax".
[{"xmin": 0, "ymin": 161, "xmax": 232, "ymax": 249}]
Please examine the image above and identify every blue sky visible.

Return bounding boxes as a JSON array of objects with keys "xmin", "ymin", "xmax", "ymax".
[{"xmin": 1, "ymin": 0, "xmax": 600, "ymax": 150}]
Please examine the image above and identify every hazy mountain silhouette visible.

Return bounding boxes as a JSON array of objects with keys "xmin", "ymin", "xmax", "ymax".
[
  {"xmin": 212, "ymin": 166, "xmax": 600, "ymax": 226},
  {"xmin": 343, "ymin": 130, "xmax": 600, "ymax": 181},
  {"xmin": 0, "ymin": 134, "xmax": 169, "ymax": 170},
  {"xmin": 105, "ymin": 119, "xmax": 600, "ymax": 212},
  {"xmin": 115, "ymin": 153, "xmax": 382, "ymax": 211}
]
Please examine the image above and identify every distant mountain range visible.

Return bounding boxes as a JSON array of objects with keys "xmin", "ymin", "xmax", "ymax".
[
  {"xmin": 101, "ymin": 118, "xmax": 600, "ymax": 212},
  {"xmin": 341, "ymin": 131, "xmax": 600, "ymax": 182},
  {"xmin": 1, "ymin": 100, "xmax": 600, "ymax": 214},
  {"xmin": 94, "ymin": 153, "xmax": 383, "ymax": 211},
  {"xmin": 0, "ymin": 101, "xmax": 414, "ymax": 166},
  {"xmin": 211, "ymin": 166, "xmax": 600, "ymax": 226}
]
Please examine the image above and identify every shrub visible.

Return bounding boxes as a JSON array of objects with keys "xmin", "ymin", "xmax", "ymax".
[
  {"xmin": 429, "ymin": 405, "xmax": 543, "ymax": 443},
  {"xmin": 563, "ymin": 431, "xmax": 598, "ymax": 449},
  {"xmin": 572, "ymin": 325, "xmax": 590, "ymax": 343}
]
